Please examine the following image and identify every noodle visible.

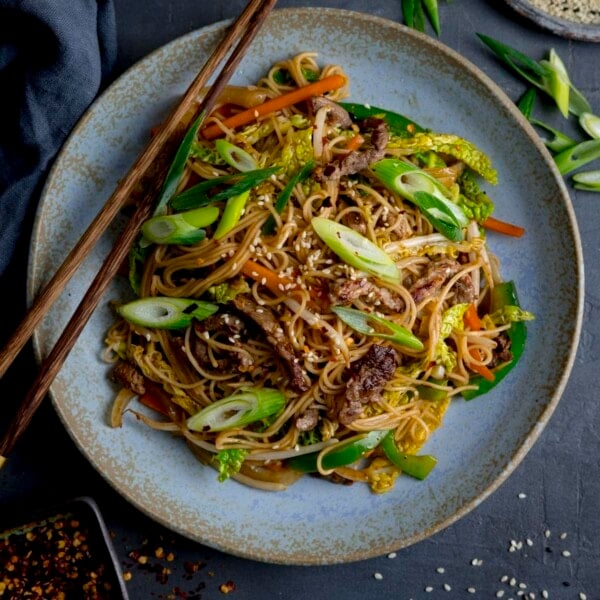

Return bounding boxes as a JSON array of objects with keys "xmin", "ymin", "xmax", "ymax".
[{"xmin": 104, "ymin": 52, "xmax": 528, "ymax": 494}]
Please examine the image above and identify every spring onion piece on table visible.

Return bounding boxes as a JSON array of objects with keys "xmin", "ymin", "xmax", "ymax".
[
  {"xmin": 141, "ymin": 205, "xmax": 219, "ymax": 245},
  {"xmin": 579, "ymin": 112, "xmax": 600, "ymax": 140},
  {"xmin": 213, "ymin": 190, "xmax": 250, "ymax": 240},
  {"xmin": 477, "ymin": 34, "xmax": 592, "ymax": 118},
  {"xmin": 187, "ymin": 388, "xmax": 285, "ymax": 432},
  {"xmin": 262, "ymin": 160, "xmax": 314, "ymax": 234},
  {"xmin": 331, "ymin": 306, "xmax": 424, "ymax": 351},
  {"xmin": 170, "ymin": 166, "xmax": 279, "ymax": 211},
  {"xmin": 516, "ymin": 88, "xmax": 537, "ymax": 120},
  {"xmin": 572, "ymin": 170, "xmax": 600, "ymax": 192},
  {"xmin": 554, "ymin": 139, "xmax": 600, "ymax": 176},
  {"xmin": 380, "ymin": 431, "xmax": 437, "ymax": 479},
  {"xmin": 311, "ymin": 217, "xmax": 401, "ymax": 284},
  {"xmin": 288, "ymin": 430, "xmax": 388, "ymax": 473},
  {"xmin": 462, "ymin": 281, "xmax": 530, "ymax": 400},
  {"xmin": 215, "ymin": 139, "xmax": 258, "ymax": 171},
  {"xmin": 371, "ymin": 158, "xmax": 467, "ymax": 242},
  {"xmin": 117, "ymin": 297, "xmax": 218, "ymax": 329},
  {"xmin": 530, "ymin": 119, "xmax": 577, "ymax": 153},
  {"xmin": 402, "ymin": 0, "xmax": 440, "ymax": 36}
]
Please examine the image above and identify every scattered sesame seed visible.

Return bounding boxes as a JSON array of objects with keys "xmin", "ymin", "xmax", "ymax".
[
  {"xmin": 579, "ymin": 593, "xmax": 587, "ymax": 600},
  {"xmin": 560, "ymin": 532, "xmax": 568, "ymax": 540},
  {"xmin": 444, "ymin": 583, "xmax": 452, "ymax": 592},
  {"xmin": 510, "ymin": 577, "xmax": 517, "ymax": 587},
  {"xmin": 545, "ymin": 529, "xmax": 551, "ymax": 538},
  {"xmin": 542, "ymin": 591, "xmax": 549, "ymax": 599},
  {"xmin": 518, "ymin": 493, "xmax": 527, "ymax": 499},
  {"xmin": 497, "ymin": 591, "xmax": 505, "ymax": 598},
  {"xmin": 387, "ymin": 552, "xmax": 397, "ymax": 559},
  {"xmin": 468, "ymin": 587, "xmax": 476, "ymax": 594},
  {"xmin": 526, "ymin": 538, "xmax": 534, "ymax": 547},
  {"xmin": 562, "ymin": 550, "xmax": 571, "ymax": 557},
  {"xmin": 373, "ymin": 572, "xmax": 383, "ymax": 580},
  {"xmin": 425, "ymin": 586, "xmax": 433, "ymax": 593},
  {"xmin": 471, "ymin": 558, "xmax": 478, "ymax": 566},
  {"xmin": 519, "ymin": 583, "xmax": 527, "ymax": 589},
  {"xmin": 436, "ymin": 567, "xmax": 446, "ymax": 574},
  {"xmin": 501, "ymin": 576, "xmax": 509, "ymax": 583}
]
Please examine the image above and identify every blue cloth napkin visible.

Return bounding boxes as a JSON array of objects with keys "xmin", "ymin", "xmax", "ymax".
[{"xmin": 0, "ymin": 0, "xmax": 117, "ymax": 280}]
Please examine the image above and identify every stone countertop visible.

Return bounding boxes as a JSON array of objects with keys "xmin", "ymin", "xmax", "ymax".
[{"xmin": 1, "ymin": 1, "xmax": 599, "ymax": 598}]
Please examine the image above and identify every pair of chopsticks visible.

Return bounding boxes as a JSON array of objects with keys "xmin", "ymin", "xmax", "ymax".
[{"xmin": 0, "ymin": 0, "xmax": 278, "ymax": 468}]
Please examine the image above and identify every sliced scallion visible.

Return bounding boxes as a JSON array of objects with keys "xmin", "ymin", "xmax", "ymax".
[
  {"xmin": 572, "ymin": 170, "xmax": 600, "ymax": 192},
  {"xmin": 187, "ymin": 388, "xmax": 285, "ymax": 432},
  {"xmin": 311, "ymin": 217, "xmax": 401, "ymax": 285},
  {"xmin": 530, "ymin": 119, "xmax": 577, "ymax": 153},
  {"xmin": 554, "ymin": 139, "xmax": 600, "ymax": 176},
  {"xmin": 141, "ymin": 205, "xmax": 219, "ymax": 245},
  {"xmin": 117, "ymin": 297, "xmax": 218, "ymax": 329},
  {"xmin": 214, "ymin": 139, "xmax": 258, "ymax": 172},
  {"xmin": 213, "ymin": 190, "xmax": 250, "ymax": 240},
  {"xmin": 331, "ymin": 306, "xmax": 424, "ymax": 351},
  {"xmin": 579, "ymin": 112, "xmax": 600, "ymax": 140}
]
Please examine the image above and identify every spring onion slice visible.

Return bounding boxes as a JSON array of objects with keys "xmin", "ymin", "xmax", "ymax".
[
  {"xmin": 214, "ymin": 139, "xmax": 258, "ymax": 172},
  {"xmin": 579, "ymin": 112, "xmax": 600, "ymax": 140},
  {"xmin": 554, "ymin": 139, "xmax": 600, "ymax": 176},
  {"xmin": 530, "ymin": 119, "xmax": 577, "ymax": 153},
  {"xmin": 332, "ymin": 306, "xmax": 424, "ymax": 351},
  {"xmin": 213, "ymin": 190, "xmax": 250, "ymax": 240},
  {"xmin": 117, "ymin": 297, "xmax": 218, "ymax": 329},
  {"xmin": 187, "ymin": 388, "xmax": 285, "ymax": 432},
  {"xmin": 573, "ymin": 170, "xmax": 600, "ymax": 192},
  {"xmin": 311, "ymin": 217, "xmax": 401, "ymax": 284},
  {"xmin": 141, "ymin": 205, "xmax": 219, "ymax": 245},
  {"xmin": 371, "ymin": 159, "xmax": 467, "ymax": 241}
]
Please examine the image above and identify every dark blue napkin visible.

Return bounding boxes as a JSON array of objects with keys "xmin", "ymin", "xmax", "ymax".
[{"xmin": 0, "ymin": 0, "xmax": 117, "ymax": 281}]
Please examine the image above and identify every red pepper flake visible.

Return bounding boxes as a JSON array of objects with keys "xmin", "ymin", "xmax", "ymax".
[{"xmin": 219, "ymin": 580, "xmax": 237, "ymax": 594}]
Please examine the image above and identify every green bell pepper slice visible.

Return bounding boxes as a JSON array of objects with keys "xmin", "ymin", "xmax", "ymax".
[
  {"xmin": 380, "ymin": 430, "xmax": 437, "ymax": 479},
  {"xmin": 287, "ymin": 430, "xmax": 387, "ymax": 473}
]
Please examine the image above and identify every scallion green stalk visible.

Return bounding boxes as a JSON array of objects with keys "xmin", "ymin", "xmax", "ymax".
[
  {"xmin": 579, "ymin": 112, "xmax": 600, "ymax": 140},
  {"xmin": 117, "ymin": 297, "xmax": 218, "ymax": 329},
  {"xmin": 554, "ymin": 139, "xmax": 600, "ymax": 176},
  {"xmin": 572, "ymin": 170, "xmax": 600, "ymax": 192},
  {"xmin": 213, "ymin": 190, "xmax": 250, "ymax": 240},
  {"xmin": 332, "ymin": 306, "xmax": 424, "ymax": 351},
  {"xmin": 311, "ymin": 217, "xmax": 401, "ymax": 284},
  {"xmin": 530, "ymin": 119, "xmax": 577, "ymax": 153},
  {"xmin": 141, "ymin": 205, "xmax": 219, "ymax": 245},
  {"xmin": 187, "ymin": 388, "xmax": 285, "ymax": 432}
]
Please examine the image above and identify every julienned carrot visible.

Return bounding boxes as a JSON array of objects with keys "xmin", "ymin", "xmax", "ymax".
[
  {"xmin": 241, "ymin": 259, "xmax": 299, "ymax": 295},
  {"xmin": 464, "ymin": 303, "xmax": 495, "ymax": 381},
  {"xmin": 345, "ymin": 134, "xmax": 364, "ymax": 152},
  {"xmin": 202, "ymin": 74, "xmax": 347, "ymax": 140},
  {"xmin": 482, "ymin": 216, "xmax": 525, "ymax": 237},
  {"xmin": 464, "ymin": 303, "xmax": 482, "ymax": 331}
]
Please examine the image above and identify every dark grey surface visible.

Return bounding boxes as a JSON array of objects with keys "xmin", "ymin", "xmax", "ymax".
[{"xmin": 1, "ymin": 0, "xmax": 599, "ymax": 598}]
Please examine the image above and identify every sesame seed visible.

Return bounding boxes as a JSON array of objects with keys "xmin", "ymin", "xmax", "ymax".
[
  {"xmin": 510, "ymin": 578, "xmax": 517, "ymax": 587},
  {"xmin": 542, "ymin": 591, "xmax": 549, "ymax": 599},
  {"xmin": 526, "ymin": 538, "xmax": 533, "ymax": 546},
  {"xmin": 497, "ymin": 592, "xmax": 505, "ymax": 598},
  {"xmin": 579, "ymin": 593, "xmax": 587, "ymax": 600},
  {"xmin": 436, "ymin": 567, "xmax": 445, "ymax": 574},
  {"xmin": 545, "ymin": 529, "xmax": 551, "ymax": 538},
  {"xmin": 387, "ymin": 552, "xmax": 397, "ymax": 559},
  {"xmin": 562, "ymin": 550, "xmax": 571, "ymax": 557},
  {"xmin": 468, "ymin": 587, "xmax": 476, "ymax": 594},
  {"xmin": 560, "ymin": 532, "xmax": 568, "ymax": 540},
  {"xmin": 519, "ymin": 583, "xmax": 527, "ymax": 589},
  {"xmin": 444, "ymin": 583, "xmax": 452, "ymax": 592},
  {"xmin": 373, "ymin": 572, "xmax": 383, "ymax": 580},
  {"xmin": 518, "ymin": 493, "xmax": 527, "ymax": 499},
  {"xmin": 425, "ymin": 586, "xmax": 433, "ymax": 592}
]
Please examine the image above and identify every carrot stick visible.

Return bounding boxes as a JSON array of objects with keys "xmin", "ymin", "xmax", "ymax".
[
  {"xmin": 345, "ymin": 134, "xmax": 364, "ymax": 152},
  {"xmin": 241, "ymin": 259, "xmax": 299, "ymax": 296},
  {"xmin": 464, "ymin": 303, "xmax": 495, "ymax": 381},
  {"xmin": 202, "ymin": 74, "xmax": 347, "ymax": 140},
  {"xmin": 482, "ymin": 216, "xmax": 525, "ymax": 237},
  {"xmin": 464, "ymin": 303, "xmax": 482, "ymax": 331}
]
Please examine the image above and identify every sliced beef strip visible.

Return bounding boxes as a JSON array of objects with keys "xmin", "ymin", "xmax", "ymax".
[
  {"xmin": 316, "ymin": 117, "xmax": 389, "ymax": 181},
  {"xmin": 329, "ymin": 279, "xmax": 405, "ymax": 313},
  {"xmin": 409, "ymin": 257, "xmax": 475, "ymax": 305},
  {"xmin": 489, "ymin": 332, "xmax": 513, "ymax": 368},
  {"xmin": 339, "ymin": 344, "xmax": 398, "ymax": 425},
  {"xmin": 232, "ymin": 294, "xmax": 309, "ymax": 392},
  {"xmin": 112, "ymin": 362, "xmax": 146, "ymax": 396},
  {"xmin": 295, "ymin": 408, "xmax": 319, "ymax": 432},
  {"xmin": 306, "ymin": 96, "xmax": 353, "ymax": 128}
]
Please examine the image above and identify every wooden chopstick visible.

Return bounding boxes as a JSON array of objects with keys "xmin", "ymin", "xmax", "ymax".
[{"xmin": 0, "ymin": 0, "xmax": 277, "ymax": 467}]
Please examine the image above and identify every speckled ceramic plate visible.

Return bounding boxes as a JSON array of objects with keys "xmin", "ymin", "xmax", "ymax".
[
  {"xmin": 505, "ymin": 0, "xmax": 600, "ymax": 42},
  {"xmin": 29, "ymin": 8, "xmax": 583, "ymax": 565}
]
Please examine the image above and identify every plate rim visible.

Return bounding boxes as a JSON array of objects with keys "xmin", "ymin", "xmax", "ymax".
[{"xmin": 28, "ymin": 7, "xmax": 585, "ymax": 564}]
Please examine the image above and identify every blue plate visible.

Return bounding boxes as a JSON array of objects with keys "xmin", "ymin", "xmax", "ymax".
[{"xmin": 29, "ymin": 8, "xmax": 583, "ymax": 565}]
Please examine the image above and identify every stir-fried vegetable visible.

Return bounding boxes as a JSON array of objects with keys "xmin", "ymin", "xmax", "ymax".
[
  {"xmin": 331, "ymin": 306, "xmax": 424, "ymax": 351},
  {"xmin": 117, "ymin": 297, "xmax": 218, "ymax": 329},
  {"xmin": 213, "ymin": 448, "xmax": 248, "ymax": 482},
  {"xmin": 482, "ymin": 216, "xmax": 525, "ymax": 237},
  {"xmin": 339, "ymin": 102, "xmax": 424, "ymax": 136},
  {"xmin": 311, "ymin": 217, "xmax": 401, "ymax": 284},
  {"xmin": 213, "ymin": 190, "xmax": 250, "ymax": 240},
  {"xmin": 370, "ymin": 158, "xmax": 468, "ymax": 241},
  {"xmin": 463, "ymin": 281, "xmax": 532, "ymax": 400},
  {"xmin": 187, "ymin": 388, "xmax": 285, "ymax": 432},
  {"xmin": 201, "ymin": 74, "xmax": 347, "ymax": 140},
  {"xmin": 380, "ymin": 431, "xmax": 437, "ymax": 479},
  {"xmin": 288, "ymin": 431, "xmax": 387, "ymax": 472},
  {"xmin": 214, "ymin": 139, "xmax": 258, "ymax": 171},
  {"xmin": 141, "ymin": 205, "xmax": 219, "ymax": 245}
]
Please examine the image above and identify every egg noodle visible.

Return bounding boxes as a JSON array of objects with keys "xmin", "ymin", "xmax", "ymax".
[{"xmin": 104, "ymin": 52, "xmax": 530, "ymax": 493}]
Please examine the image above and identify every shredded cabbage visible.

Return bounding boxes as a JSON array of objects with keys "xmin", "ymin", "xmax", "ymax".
[{"xmin": 214, "ymin": 448, "xmax": 248, "ymax": 482}]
